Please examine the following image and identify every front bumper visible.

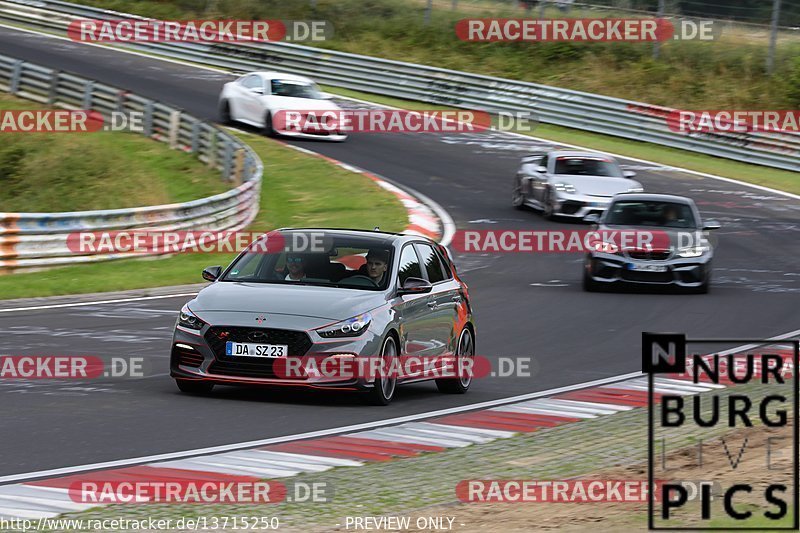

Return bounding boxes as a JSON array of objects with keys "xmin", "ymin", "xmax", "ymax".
[
  {"xmin": 552, "ymin": 193, "xmax": 612, "ymax": 218},
  {"xmin": 275, "ymin": 129, "xmax": 348, "ymax": 142},
  {"xmin": 585, "ymin": 252, "xmax": 712, "ymax": 287},
  {"xmin": 170, "ymin": 324, "xmax": 382, "ymax": 391}
]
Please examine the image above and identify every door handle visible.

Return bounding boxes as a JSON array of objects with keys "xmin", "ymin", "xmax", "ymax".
[
  {"xmin": 452, "ymin": 295, "xmax": 462, "ymax": 303},
  {"xmin": 427, "ymin": 301, "xmax": 438, "ymax": 309}
]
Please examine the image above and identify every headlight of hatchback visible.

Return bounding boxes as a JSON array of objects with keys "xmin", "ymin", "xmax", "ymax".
[
  {"xmin": 316, "ymin": 313, "xmax": 372, "ymax": 338},
  {"xmin": 177, "ymin": 304, "xmax": 206, "ymax": 331}
]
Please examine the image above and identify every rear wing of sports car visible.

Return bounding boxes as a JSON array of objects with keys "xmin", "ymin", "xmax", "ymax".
[{"xmin": 521, "ymin": 152, "xmax": 547, "ymax": 164}]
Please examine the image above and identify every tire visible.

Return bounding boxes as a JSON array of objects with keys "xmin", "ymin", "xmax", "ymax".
[
  {"xmin": 175, "ymin": 379, "xmax": 214, "ymax": 395},
  {"xmin": 692, "ymin": 276, "xmax": 711, "ymax": 294},
  {"xmin": 542, "ymin": 188, "xmax": 557, "ymax": 220},
  {"xmin": 582, "ymin": 269, "xmax": 599, "ymax": 292},
  {"xmin": 436, "ymin": 327, "xmax": 475, "ymax": 394},
  {"xmin": 364, "ymin": 336, "xmax": 398, "ymax": 406},
  {"xmin": 262, "ymin": 111, "xmax": 276, "ymax": 137},
  {"xmin": 583, "ymin": 265, "xmax": 600, "ymax": 292},
  {"xmin": 512, "ymin": 176, "xmax": 526, "ymax": 209},
  {"xmin": 219, "ymin": 100, "xmax": 232, "ymax": 125}
]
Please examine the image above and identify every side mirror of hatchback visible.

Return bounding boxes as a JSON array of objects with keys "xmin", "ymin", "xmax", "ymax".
[{"xmin": 397, "ymin": 277, "xmax": 432, "ymax": 295}]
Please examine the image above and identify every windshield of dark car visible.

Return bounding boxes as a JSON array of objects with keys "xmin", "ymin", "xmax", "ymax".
[
  {"xmin": 604, "ymin": 201, "xmax": 697, "ymax": 228},
  {"xmin": 221, "ymin": 234, "xmax": 392, "ymax": 291},
  {"xmin": 271, "ymin": 80, "xmax": 323, "ymax": 99},
  {"xmin": 553, "ymin": 157, "xmax": 622, "ymax": 177}
]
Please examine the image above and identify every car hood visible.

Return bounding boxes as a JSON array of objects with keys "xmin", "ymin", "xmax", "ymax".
[
  {"xmin": 265, "ymin": 96, "xmax": 341, "ymax": 112},
  {"xmin": 191, "ymin": 281, "xmax": 387, "ymax": 321},
  {"xmin": 554, "ymin": 175, "xmax": 640, "ymax": 196}
]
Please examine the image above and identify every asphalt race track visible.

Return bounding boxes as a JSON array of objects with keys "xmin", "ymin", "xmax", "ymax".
[{"xmin": 0, "ymin": 26, "xmax": 798, "ymax": 477}]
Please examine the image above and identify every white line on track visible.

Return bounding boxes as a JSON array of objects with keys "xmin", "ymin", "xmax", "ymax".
[{"xmin": 0, "ymin": 293, "xmax": 198, "ymax": 314}]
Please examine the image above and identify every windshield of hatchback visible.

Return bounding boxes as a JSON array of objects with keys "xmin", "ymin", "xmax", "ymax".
[{"xmin": 221, "ymin": 233, "xmax": 393, "ymax": 291}]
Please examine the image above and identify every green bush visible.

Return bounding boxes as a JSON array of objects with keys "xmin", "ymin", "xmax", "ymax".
[{"xmin": 780, "ymin": 56, "xmax": 800, "ymax": 107}]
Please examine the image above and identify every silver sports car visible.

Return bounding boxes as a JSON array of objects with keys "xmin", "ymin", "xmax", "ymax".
[
  {"xmin": 170, "ymin": 229, "xmax": 475, "ymax": 405},
  {"xmin": 512, "ymin": 150, "xmax": 643, "ymax": 219}
]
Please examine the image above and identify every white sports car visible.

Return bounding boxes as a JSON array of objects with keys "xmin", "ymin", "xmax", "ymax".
[
  {"xmin": 218, "ymin": 71, "xmax": 348, "ymax": 141},
  {"xmin": 512, "ymin": 150, "xmax": 643, "ymax": 219}
]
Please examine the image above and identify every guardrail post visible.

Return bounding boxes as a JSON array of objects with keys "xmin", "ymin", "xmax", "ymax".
[
  {"xmin": 48, "ymin": 71, "xmax": 59, "ymax": 105},
  {"xmin": 143, "ymin": 101, "xmax": 154, "ymax": 137},
  {"xmin": 222, "ymin": 140, "xmax": 234, "ymax": 180},
  {"xmin": 241, "ymin": 158, "xmax": 251, "ymax": 183},
  {"xmin": 82, "ymin": 80, "xmax": 94, "ymax": 110},
  {"xmin": 232, "ymin": 149, "xmax": 245, "ymax": 185},
  {"xmin": 116, "ymin": 91, "xmax": 126, "ymax": 113},
  {"xmin": 190, "ymin": 121, "xmax": 201, "ymax": 153},
  {"xmin": 9, "ymin": 60, "xmax": 22, "ymax": 94},
  {"xmin": 207, "ymin": 130, "xmax": 218, "ymax": 169},
  {"xmin": 168, "ymin": 110, "xmax": 181, "ymax": 149}
]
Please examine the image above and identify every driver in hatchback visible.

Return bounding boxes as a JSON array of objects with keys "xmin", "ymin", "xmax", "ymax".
[{"xmin": 363, "ymin": 249, "xmax": 389, "ymax": 285}]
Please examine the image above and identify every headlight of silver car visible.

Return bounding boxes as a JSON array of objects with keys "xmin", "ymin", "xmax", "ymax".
[
  {"xmin": 316, "ymin": 312, "xmax": 372, "ymax": 338},
  {"xmin": 178, "ymin": 304, "xmax": 206, "ymax": 331},
  {"xmin": 676, "ymin": 246, "xmax": 710, "ymax": 258},
  {"xmin": 593, "ymin": 241, "xmax": 619, "ymax": 254},
  {"xmin": 553, "ymin": 182, "xmax": 577, "ymax": 194}
]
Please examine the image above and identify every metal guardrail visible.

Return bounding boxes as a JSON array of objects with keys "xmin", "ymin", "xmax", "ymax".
[
  {"xmin": 0, "ymin": 0, "xmax": 797, "ymax": 172},
  {"xmin": 0, "ymin": 53, "xmax": 262, "ymax": 270}
]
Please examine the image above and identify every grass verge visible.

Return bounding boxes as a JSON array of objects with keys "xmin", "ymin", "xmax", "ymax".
[
  {"xmin": 0, "ymin": 94, "xmax": 228, "ymax": 211},
  {"xmin": 0, "ymin": 132, "xmax": 407, "ymax": 299}
]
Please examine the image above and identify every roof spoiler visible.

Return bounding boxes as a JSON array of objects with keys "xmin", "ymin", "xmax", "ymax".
[{"xmin": 521, "ymin": 152, "xmax": 547, "ymax": 163}]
